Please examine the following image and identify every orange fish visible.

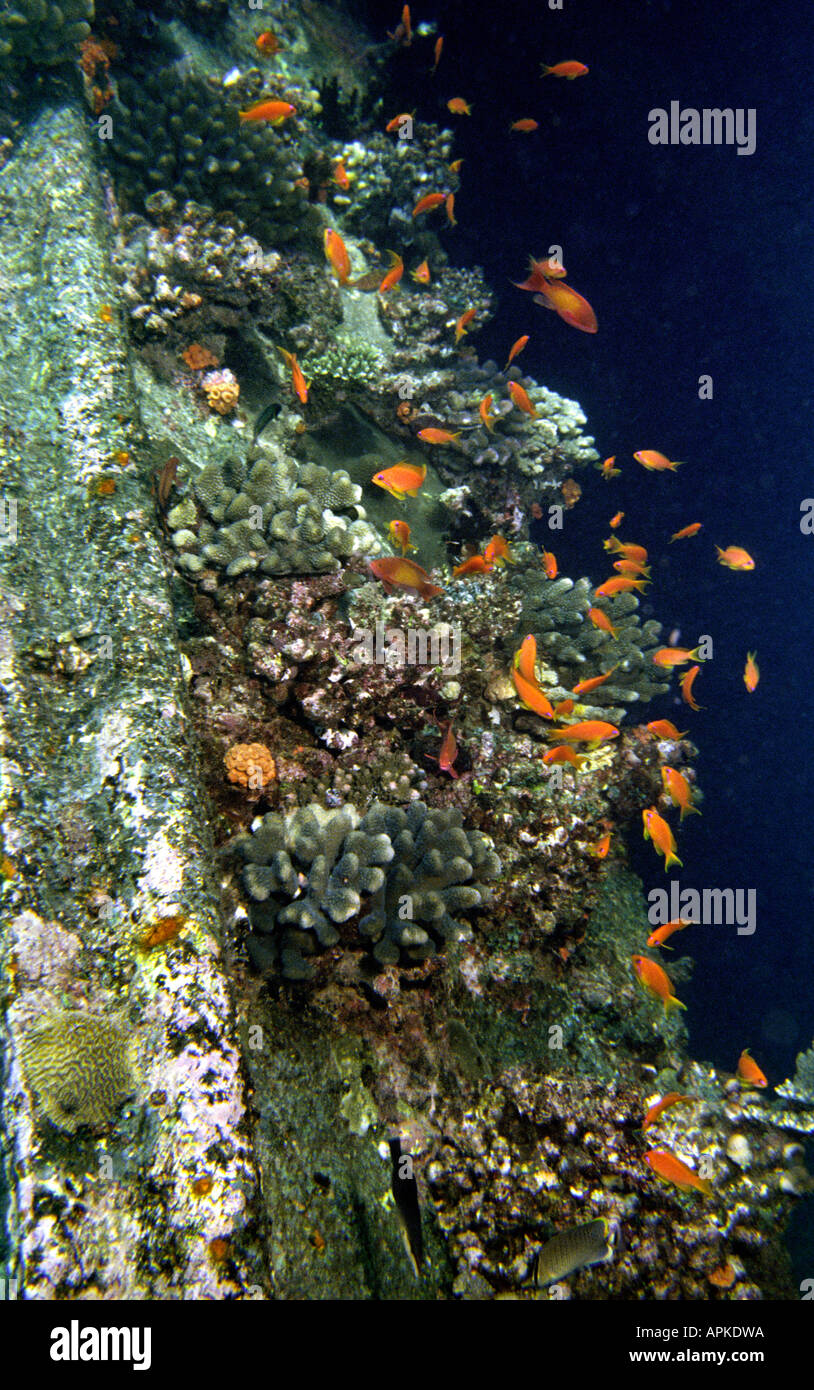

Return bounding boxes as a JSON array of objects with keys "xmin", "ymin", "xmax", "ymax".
[
  {"xmin": 333, "ymin": 160, "xmax": 351, "ymax": 190},
  {"xmin": 543, "ymin": 745, "xmax": 584, "ymax": 768},
  {"xmin": 412, "ymin": 191, "xmax": 446, "ymax": 217},
  {"xmin": 447, "ymin": 98, "xmax": 472, "ymax": 115},
  {"xmin": 634, "ymin": 449, "xmax": 683, "ymax": 472},
  {"xmin": 652, "ymin": 646, "xmax": 703, "ymax": 668},
  {"xmin": 255, "ymin": 30, "xmax": 283, "ymax": 57},
  {"xmin": 239, "ymin": 99, "xmax": 296, "ymax": 124},
  {"xmin": 541, "ymin": 549, "xmax": 558, "ymax": 579},
  {"xmin": 453, "ymin": 554, "xmax": 493, "ymax": 577},
  {"xmin": 513, "ymin": 665, "xmax": 555, "ymax": 719},
  {"xmin": 417, "ymin": 427, "xmax": 461, "ymax": 446},
  {"xmin": 644, "ymin": 1148, "xmax": 711, "ymax": 1196},
  {"xmin": 411, "ymin": 259, "xmax": 431, "ymax": 284},
  {"xmin": 445, "ymin": 193, "xmax": 457, "ymax": 226},
  {"xmin": 737, "ymin": 1048, "xmax": 768, "ymax": 1088},
  {"xmin": 662, "ymin": 767, "xmax": 700, "ymax": 821},
  {"xmin": 279, "ymin": 348, "xmax": 309, "ymax": 404},
  {"xmin": 609, "ymin": 511, "xmax": 625, "ymax": 529},
  {"xmin": 514, "ymin": 254, "xmax": 568, "ymax": 291},
  {"xmin": 534, "ymin": 279, "xmax": 598, "ymax": 333},
  {"xmin": 379, "ymin": 251, "xmax": 404, "ymax": 293},
  {"xmin": 646, "ymin": 720, "xmax": 688, "ymax": 740},
  {"xmin": 388, "ymin": 520, "xmax": 415, "ymax": 555},
  {"xmin": 479, "ymin": 393, "xmax": 495, "ymax": 432},
  {"xmin": 600, "ymin": 456, "xmax": 621, "ymax": 478},
  {"xmin": 632, "ymin": 956, "xmax": 686, "ymax": 1015},
  {"xmin": 553, "ymin": 699, "xmax": 575, "ymax": 718},
  {"xmin": 514, "ymin": 634, "xmax": 538, "ymax": 684},
  {"xmin": 590, "ymin": 832, "xmax": 612, "ymax": 858},
  {"xmin": 508, "ymin": 381, "xmax": 537, "ymax": 417},
  {"xmin": 743, "ymin": 651, "xmax": 759, "ymax": 692},
  {"xmin": 448, "ymin": 157, "xmax": 464, "ymax": 174},
  {"xmin": 324, "ymin": 227, "xmax": 351, "ymax": 285},
  {"xmin": 386, "ymin": 112, "xmax": 415, "ymax": 133},
  {"xmin": 483, "ymin": 535, "xmax": 514, "ymax": 567},
  {"xmin": 647, "ymin": 919, "xmax": 692, "ymax": 949},
  {"xmin": 680, "ymin": 665, "xmax": 703, "ymax": 710},
  {"xmin": 547, "ymin": 720, "xmax": 619, "ymax": 743},
  {"xmin": 427, "ymin": 722, "xmax": 459, "ymax": 778},
  {"xmin": 541, "ymin": 60, "xmax": 589, "ymax": 79},
  {"xmin": 369, "ymin": 556, "xmax": 442, "ymax": 599},
  {"xmin": 716, "ymin": 545, "xmax": 754, "ymax": 571},
  {"xmin": 642, "ymin": 807, "xmax": 682, "ymax": 870},
  {"xmin": 372, "ymin": 460, "xmax": 426, "ymax": 499},
  {"xmin": 572, "ymin": 666, "xmax": 617, "ymax": 696},
  {"xmin": 604, "ymin": 539, "xmax": 648, "ymax": 563},
  {"xmin": 594, "ymin": 575, "xmax": 648, "ymax": 597},
  {"xmin": 388, "ymin": 4, "xmax": 412, "ymax": 45},
  {"xmin": 642, "ymin": 1094, "xmax": 695, "ymax": 1129},
  {"xmin": 588, "ymin": 607, "xmax": 618, "ymax": 639},
  {"xmin": 510, "ymin": 118, "xmax": 539, "ymax": 132},
  {"xmin": 431, "ymin": 35, "xmax": 443, "ymax": 73},
  {"xmin": 455, "ymin": 307, "xmax": 476, "ymax": 342},
  {"xmin": 613, "ymin": 559, "xmax": 651, "ymax": 578},
  {"xmin": 670, "ymin": 522, "xmax": 702, "ymax": 542},
  {"xmin": 505, "ymin": 335, "xmax": 529, "ymax": 369}
]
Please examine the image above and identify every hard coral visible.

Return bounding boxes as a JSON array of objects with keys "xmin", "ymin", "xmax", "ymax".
[
  {"xmin": 202, "ymin": 368, "xmax": 239, "ymax": 415},
  {"xmin": 224, "ymin": 741, "xmax": 276, "ymax": 791},
  {"xmin": 20, "ymin": 1009, "xmax": 136, "ymax": 1132},
  {"xmin": 182, "ymin": 342, "xmax": 218, "ymax": 371}
]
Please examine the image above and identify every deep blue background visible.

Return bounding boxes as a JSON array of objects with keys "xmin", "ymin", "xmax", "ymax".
[{"xmin": 361, "ymin": 0, "xmax": 814, "ymax": 1085}]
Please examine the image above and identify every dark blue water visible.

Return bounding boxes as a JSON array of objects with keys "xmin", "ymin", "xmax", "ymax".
[{"xmin": 364, "ymin": 0, "xmax": 814, "ymax": 1085}]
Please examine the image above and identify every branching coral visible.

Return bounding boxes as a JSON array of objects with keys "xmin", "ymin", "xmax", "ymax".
[
  {"xmin": 20, "ymin": 1009, "xmax": 136, "ymax": 1132},
  {"xmin": 0, "ymin": 0, "xmax": 93, "ymax": 68}
]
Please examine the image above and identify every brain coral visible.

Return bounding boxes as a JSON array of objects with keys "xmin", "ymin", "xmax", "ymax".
[
  {"xmin": 234, "ymin": 800, "xmax": 502, "ymax": 979},
  {"xmin": 20, "ymin": 1009, "xmax": 136, "ymax": 1132}
]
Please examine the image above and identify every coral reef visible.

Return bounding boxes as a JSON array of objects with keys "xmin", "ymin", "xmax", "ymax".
[
  {"xmin": 0, "ymin": 0, "xmax": 93, "ymax": 68},
  {"xmin": 301, "ymin": 331, "xmax": 387, "ymax": 391},
  {"xmin": 202, "ymin": 366, "xmax": 239, "ymax": 414},
  {"xmin": 234, "ymin": 799, "xmax": 501, "ymax": 979},
  {"xmin": 20, "ymin": 1009, "xmax": 135, "ymax": 1132}
]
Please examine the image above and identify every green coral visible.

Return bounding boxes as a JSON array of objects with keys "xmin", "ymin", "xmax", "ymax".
[
  {"xmin": 301, "ymin": 332, "xmax": 386, "ymax": 389},
  {"xmin": 0, "ymin": 0, "xmax": 92, "ymax": 67},
  {"xmin": 776, "ymin": 1042, "xmax": 814, "ymax": 1105},
  {"xmin": 20, "ymin": 1009, "xmax": 136, "ymax": 1132}
]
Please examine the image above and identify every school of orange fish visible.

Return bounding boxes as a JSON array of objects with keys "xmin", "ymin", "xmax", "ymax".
[{"xmin": 248, "ymin": 5, "xmax": 765, "ymax": 1204}]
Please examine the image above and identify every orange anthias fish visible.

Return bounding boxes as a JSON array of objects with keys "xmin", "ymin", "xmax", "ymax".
[
  {"xmin": 428, "ymin": 722, "xmax": 459, "ymax": 778},
  {"xmin": 634, "ymin": 449, "xmax": 683, "ymax": 472},
  {"xmin": 255, "ymin": 30, "xmax": 283, "ymax": 57},
  {"xmin": 594, "ymin": 576, "xmax": 648, "ymax": 598},
  {"xmin": 505, "ymin": 334, "xmax": 529, "ymax": 369},
  {"xmin": 369, "ymin": 556, "xmax": 442, "ymax": 599},
  {"xmin": 642, "ymin": 1093, "xmax": 695, "ymax": 1129},
  {"xmin": 386, "ymin": 112, "xmax": 415, "ymax": 133},
  {"xmin": 743, "ymin": 651, "xmax": 759, "ymax": 692},
  {"xmin": 411, "ymin": 259, "xmax": 431, "ymax": 284},
  {"xmin": 610, "ymin": 511, "xmax": 625, "ymax": 529},
  {"xmin": 447, "ymin": 97, "xmax": 472, "ymax": 115},
  {"xmin": 543, "ymin": 745, "xmax": 584, "ymax": 768},
  {"xmin": 613, "ymin": 559, "xmax": 651, "ymax": 578},
  {"xmin": 534, "ymin": 279, "xmax": 598, "ymax": 333},
  {"xmin": 279, "ymin": 347, "xmax": 309, "ymax": 404},
  {"xmin": 716, "ymin": 545, "xmax": 755, "ymax": 571},
  {"xmin": 646, "ymin": 720, "xmax": 688, "ymax": 740},
  {"xmin": 239, "ymin": 99, "xmax": 297, "ymax": 124},
  {"xmin": 412, "ymin": 192, "xmax": 446, "ymax": 217},
  {"xmin": 333, "ymin": 160, "xmax": 351, "ymax": 189},
  {"xmin": 514, "ymin": 254, "xmax": 567, "ymax": 290},
  {"xmin": 483, "ymin": 535, "xmax": 514, "ymax": 567},
  {"xmin": 372, "ymin": 460, "xmax": 426, "ymax": 499},
  {"xmin": 324, "ymin": 228, "xmax": 351, "ymax": 285},
  {"xmin": 541, "ymin": 549, "xmax": 558, "ymax": 579},
  {"xmin": 512, "ymin": 665, "xmax": 555, "ymax": 720},
  {"xmin": 388, "ymin": 520, "xmax": 415, "ymax": 555},
  {"xmin": 600, "ymin": 456, "xmax": 621, "ymax": 479},
  {"xmin": 445, "ymin": 193, "xmax": 457, "ymax": 226},
  {"xmin": 588, "ymin": 608, "xmax": 618, "ymax": 639},
  {"xmin": 455, "ymin": 307, "xmax": 477, "ymax": 342},
  {"xmin": 547, "ymin": 720, "xmax": 619, "ymax": 743},
  {"xmin": 553, "ymin": 699, "xmax": 574, "ymax": 718},
  {"xmin": 541, "ymin": 60, "xmax": 589, "ymax": 79},
  {"xmin": 479, "ymin": 393, "xmax": 495, "ymax": 432},
  {"xmin": 510, "ymin": 119, "xmax": 539, "ymax": 132},
  {"xmin": 662, "ymin": 767, "xmax": 700, "ymax": 821},
  {"xmin": 431, "ymin": 35, "xmax": 443, "ymax": 73},
  {"xmin": 604, "ymin": 538, "xmax": 648, "ymax": 562},
  {"xmin": 647, "ymin": 918, "xmax": 692, "ymax": 949},
  {"xmin": 644, "ymin": 1148, "xmax": 712, "ymax": 1196},
  {"xmin": 453, "ymin": 554, "xmax": 493, "ymax": 578},
  {"xmin": 642, "ymin": 807, "xmax": 682, "ymax": 870},
  {"xmin": 652, "ymin": 646, "xmax": 703, "ymax": 668},
  {"xmin": 670, "ymin": 522, "xmax": 702, "ymax": 542},
  {"xmin": 737, "ymin": 1048, "xmax": 768, "ymax": 1088},
  {"xmin": 508, "ymin": 381, "xmax": 538, "ymax": 417},
  {"xmin": 514, "ymin": 634, "xmax": 538, "ymax": 683},
  {"xmin": 632, "ymin": 956, "xmax": 686, "ymax": 1015},
  {"xmin": 681, "ymin": 665, "xmax": 703, "ymax": 710},
  {"xmin": 417, "ymin": 427, "xmax": 461, "ymax": 446},
  {"xmin": 572, "ymin": 666, "xmax": 617, "ymax": 696},
  {"xmin": 379, "ymin": 251, "xmax": 404, "ymax": 293},
  {"xmin": 590, "ymin": 832, "xmax": 612, "ymax": 858},
  {"xmin": 388, "ymin": 4, "xmax": 412, "ymax": 45}
]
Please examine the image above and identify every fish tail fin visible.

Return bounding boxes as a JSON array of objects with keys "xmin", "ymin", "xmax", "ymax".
[
  {"xmin": 664, "ymin": 851, "xmax": 683, "ymax": 870},
  {"xmin": 698, "ymin": 1177, "xmax": 713, "ymax": 1197},
  {"xmin": 665, "ymin": 994, "xmax": 687, "ymax": 1015},
  {"xmin": 540, "ymin": 64, "xmax": 552, "ymax": 75},
  {"xmin": 680, "ymin": 805, "xmax": 701, "ymax": 821}
]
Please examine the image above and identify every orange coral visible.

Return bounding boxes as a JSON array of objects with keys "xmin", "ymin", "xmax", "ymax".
[
  {"xmin": 224, "ymin": 742, "xmax": 276, "ymax": 791},
  {"xmin": 560, "ymin": 478, "xmax": 582, "ymax": 509},
  {"xmin": 182, "ymin": 343, "xmax": 219, "ymax": 371},
  {"xmin": 202, "ymin": 369, "xmax": 240, "ymax": 415}
]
